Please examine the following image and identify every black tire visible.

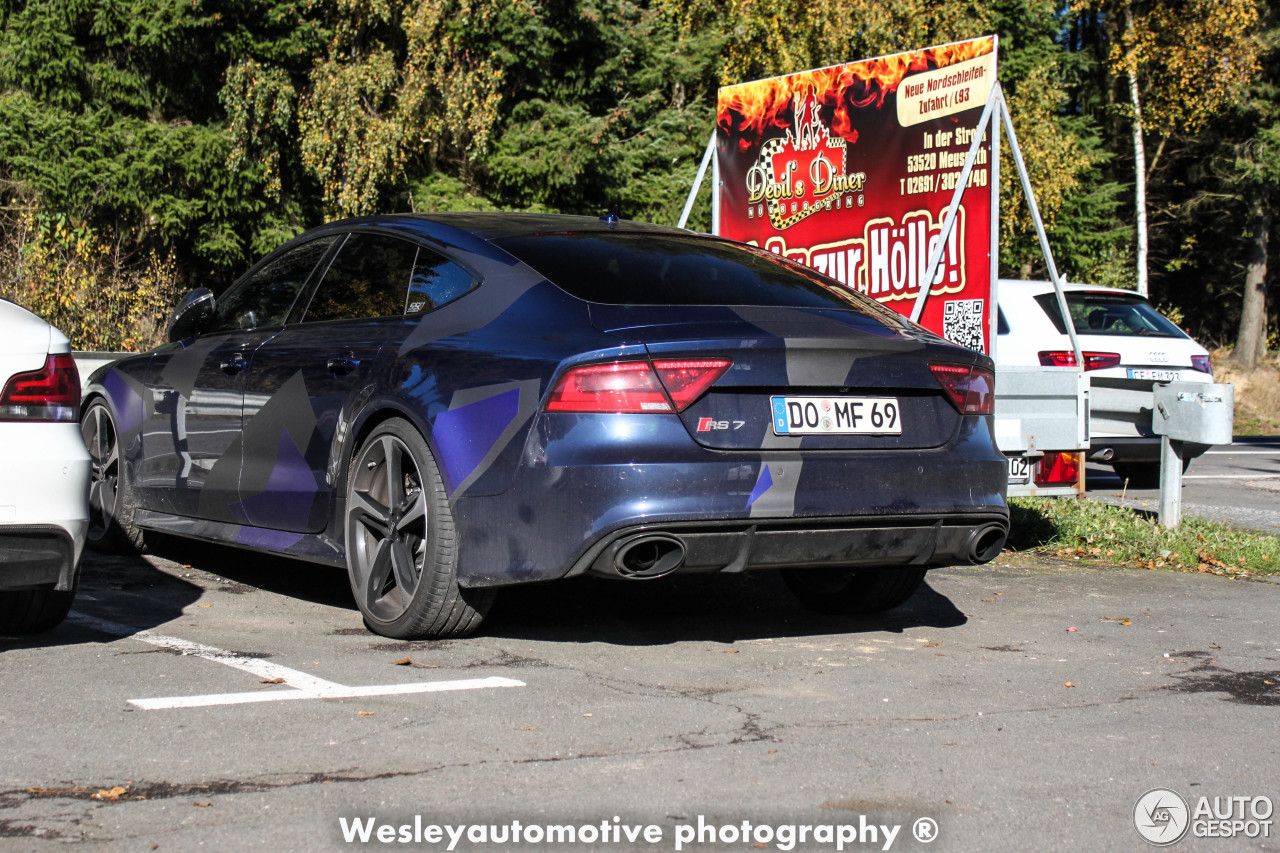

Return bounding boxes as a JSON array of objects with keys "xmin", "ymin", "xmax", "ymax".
[
  {"xmin": 782, "ymin": 567, "xmax": 927, "ymax": 615},
  {"xmin": 80, "ymin": 399, "xmax": 146, "ymax": 553},
  {"xmin": 1111, "ymin": 458, "xmax": 1189, "ymax": 489},
  {"xmin": 0, "ymin": 587, "xmax": 75, "ymax": 634},
  {"xmin": 345, "ymin": 418, "xmax": 493, "ymax": 639}
]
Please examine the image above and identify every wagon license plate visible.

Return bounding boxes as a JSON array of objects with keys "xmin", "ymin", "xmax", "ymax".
[
  {"xmin": 1127, "ymin": 368, "xmax": 1180, "ymax": 381},
  {"xmin": 1007, "ymin": 456, "xmax": 1031, "ymax": 484},
  {"xmin": 770, "ymin": 396, "xmax": 902, "ymax": 435}
]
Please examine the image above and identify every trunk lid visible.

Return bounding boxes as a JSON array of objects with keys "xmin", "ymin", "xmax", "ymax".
[{"xmin": 589, "ymin": 304, "xmax": 976, "ymax": 451}]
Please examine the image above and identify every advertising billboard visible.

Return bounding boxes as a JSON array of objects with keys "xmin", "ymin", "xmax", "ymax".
[{"xmin": 716, "ymin": 37, "xmax": 998, "ymax": 354}]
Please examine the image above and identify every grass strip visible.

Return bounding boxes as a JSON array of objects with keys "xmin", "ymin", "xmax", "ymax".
[{"xmin": 1008, "ymin": 498, "xmax": 1280, "ymax": 578}]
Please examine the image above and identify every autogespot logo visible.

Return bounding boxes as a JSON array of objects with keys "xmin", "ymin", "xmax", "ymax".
[{"xmin": 1135, "ymin": 788, "xmax": 1191, "ymax": 846}]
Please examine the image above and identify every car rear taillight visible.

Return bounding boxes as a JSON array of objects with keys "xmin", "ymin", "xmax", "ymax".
[
  {"xmin": 652, "ymin": 359, "xmax": 731, "ymax": 411},
  {"xmin": 546, "ymin": 362, "xmax": 673, "ymax": 413},
  {"xmin": 929, "ymin": 363, "xmax": 994, "ymax": 415},
  {"xmin": 0, "ymin": 354, "xmax": 81, "ymax": 422},
  {"xmin": 1191, "ymin": 355, "xmax": 1213, "ymax": 376},
  {"xmin": 1038, "ymin": 350, "xmax": 1121, "ymax": 371},
  {"xmin": 546, "ymin": 359, "xmax": 732, "ymax": 414},
  {"xmin": 1034, "ymin": 451, "xmax": 1080, "ymax": 486}
]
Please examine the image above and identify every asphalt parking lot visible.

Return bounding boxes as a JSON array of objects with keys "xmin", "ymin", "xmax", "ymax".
[{"xmin": 2, "ymin": 537, "xmax": 1279, "ymax": 852}]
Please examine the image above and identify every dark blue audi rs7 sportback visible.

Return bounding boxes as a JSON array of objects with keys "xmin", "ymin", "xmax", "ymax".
[{"xmin": 80, "ymin": 213, "xmax": 1008, "ymax": 639}]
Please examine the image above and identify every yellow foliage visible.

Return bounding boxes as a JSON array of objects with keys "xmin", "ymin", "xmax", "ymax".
[
  {"xmin": 1109, "ymin": 0, "xmax": 1260, "ymax": 134},
  {"xmin": 0, "ymin": 210, "xmax": 181, "ymax": 352}
]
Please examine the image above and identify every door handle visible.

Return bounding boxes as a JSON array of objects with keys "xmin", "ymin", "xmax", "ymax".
[
  {"xmin": 220, "ymin": 353, "xmax": 247, "ymax": 374},
  {"xmin": 327, "ymin": 354, "xmax": 359, "ymax": 375}
]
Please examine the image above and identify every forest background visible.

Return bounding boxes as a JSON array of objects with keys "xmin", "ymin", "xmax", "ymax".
[{"xmin": 0, "ymin": 0, "xmax": 1275, "ymax": 366}]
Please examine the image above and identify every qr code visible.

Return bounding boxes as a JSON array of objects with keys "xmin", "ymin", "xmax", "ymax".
[{"xmin": 942, "ymin": 299, "xmax": 985, "ymax": 352}]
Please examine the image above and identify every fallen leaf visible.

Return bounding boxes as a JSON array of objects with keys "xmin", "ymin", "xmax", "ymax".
[
  {"xmin": 392, "ymin": 658, "xmax": 412, "ymax": 666},
  {"xmin": 981, "ymin": 598, "xmax": 995, "ymax": 602},
  {"xmin": 193, "ymin": 802, "xmax": 212, "ymax": 808},
  {"xmin": 358, "ymin": 711, "xmax": 374, "ymax": 716},
  {"xmin": 516, "ymin": 726, "xmax": 536, "ymax": 731},
  {"xmin": 583, "ymin": 713, "xmax": 593, "ymax": 717},
  {"xmin": 259, "ymin": 677, "xmax": 285, "ymax": 684},
  {"xmin": 1122, "ymin": 621, "xmax": 1131, "ymax": 626},
  {"xmin": 92, "ymin": 786, "xmax": 128, "ymax": 801},
  {"xmin": 1064, "ymin": 682, "xmax": 1074, "ymax": 688},
  {"xmin": 1066, "ymin": 627, "xmax": 1078, "ymax": 633},
  {"xmin": 197, "ymin": 604, "xmax": 212, "ymax": 608},
  {"xmin": 721, "ymin": 649, "xmax": 740, "ymax": 654}
]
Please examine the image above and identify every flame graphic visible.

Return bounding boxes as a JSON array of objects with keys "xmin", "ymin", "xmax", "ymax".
[{"xmin": 718, "ymin": 38, "xmax": 994, "ymax": 149}]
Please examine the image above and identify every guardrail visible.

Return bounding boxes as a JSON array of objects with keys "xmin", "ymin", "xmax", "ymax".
[{"xmin": 72, "ymin": 352, "xmax": 132, "ymax": 390}]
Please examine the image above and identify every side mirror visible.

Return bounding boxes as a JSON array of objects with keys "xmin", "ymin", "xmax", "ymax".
[{"xmin": 167, "ymin": 288, "xmax": 216, "ymax": 342}]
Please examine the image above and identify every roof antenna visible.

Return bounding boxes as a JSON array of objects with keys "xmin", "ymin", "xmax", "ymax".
[{"xmin": 600, "ymin": 203, "xmax": 621, "ymax": 227}]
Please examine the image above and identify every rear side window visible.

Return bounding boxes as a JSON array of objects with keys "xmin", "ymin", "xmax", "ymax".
[
  {"xmin": 1034, "ymin": 291, "xmax": 1187, "ymax": 338},
  {"xmin": 493, "ymin": 232, "xmax": 877, "ymax": 313},
  {"xmin": 304, "ymin": 233, "xmax": 476, "ymax": 322},
  {"xmin": 407, "ymin": 252, "xmax": 475, "ymax": 314},
  {"xmin": 305, "ymin": 234, "xmax": 418, "ymax": 322}
]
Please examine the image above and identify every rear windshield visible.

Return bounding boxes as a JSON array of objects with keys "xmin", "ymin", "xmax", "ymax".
[
  {"xmin": 1034, "ymin": 291, "xmax": 1188, "ymax": 338},
  {"xmin": 493, "ymin": 232, "xmax": 880, "ymax": 314}
]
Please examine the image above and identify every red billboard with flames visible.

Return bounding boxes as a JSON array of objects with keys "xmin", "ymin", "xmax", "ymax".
[{"xmin": 716, "ymin": 36, "xmax": 998, "ymax": 354}]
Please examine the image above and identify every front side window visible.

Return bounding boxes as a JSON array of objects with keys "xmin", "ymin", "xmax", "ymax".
[{"xmin": 211, "ymin": 237, "xmax": 337, "ymax": 333}]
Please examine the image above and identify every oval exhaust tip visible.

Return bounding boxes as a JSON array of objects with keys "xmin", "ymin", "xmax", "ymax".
[
  {"xmin": 614, "ymin": 534, "xmax": 686, "ymax": 579},
  {"xmin": 969, "ymin": 525, "xmax": 1007, "ymax": 564}
]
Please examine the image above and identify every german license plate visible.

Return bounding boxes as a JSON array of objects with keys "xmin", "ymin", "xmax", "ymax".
[
  {"xmin": 1007, "ymin": 456, "xmax": 1031, "ymax": 484},
  {"xmin": 770, "ymin": 396, "xmax": 902, "ymax": 435},
  {"xmin": 1128, "ymin": 368, "xmax": 1180, "ymax": 381}
]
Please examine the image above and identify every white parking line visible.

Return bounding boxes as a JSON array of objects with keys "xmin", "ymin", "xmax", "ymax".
[
  {"xmin": 1091, "ymin": 473, "xmax": 1280, "ymax": 481},
  {"xmin": 1205, "ymin": 450, "xmax": 1280, "ymax": 455},
  {"xmin": 68, "ymin": 612, "xmax": 525, "ymax": 710},
  {"xmin": 128, "ymin": 676, "xmax": 524, "ymax": 710},
  {"xmin": 1182, "ymin": 474, "xmax": 1280, "ymax": 480}
]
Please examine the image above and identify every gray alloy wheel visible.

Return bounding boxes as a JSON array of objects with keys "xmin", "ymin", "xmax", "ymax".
[
  {"xmin": 344, "ymin": 418, "xmax": 492, "ymax": 639},
  {"xmin": 80, "ymin": 399, "xmax": 145, "ymax": 553},
  {"xmin": 782, "ymin": 567, "xmax": 926, "ymax": 615}
]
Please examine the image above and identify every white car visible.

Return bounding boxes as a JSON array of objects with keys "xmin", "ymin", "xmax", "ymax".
[
  {"xmin": 0, "ymin": 300, "xmax": 90, "ymax": 634},
  {"xmin": 996, "ymin": 280, "xmax": 1213, "ymax": 487}
]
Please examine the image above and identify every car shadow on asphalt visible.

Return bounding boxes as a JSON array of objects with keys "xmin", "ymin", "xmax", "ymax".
[
  {"xmin": 144, "ymin": 536, "xmax": 358, "ymax": 612},
  {"xmin": 0, "ymin": 550, "xmax": 204, "ymax": 652},
  {"xmin": 481, "ymin": 571, "xmax": 966, "ymax": 645}
]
